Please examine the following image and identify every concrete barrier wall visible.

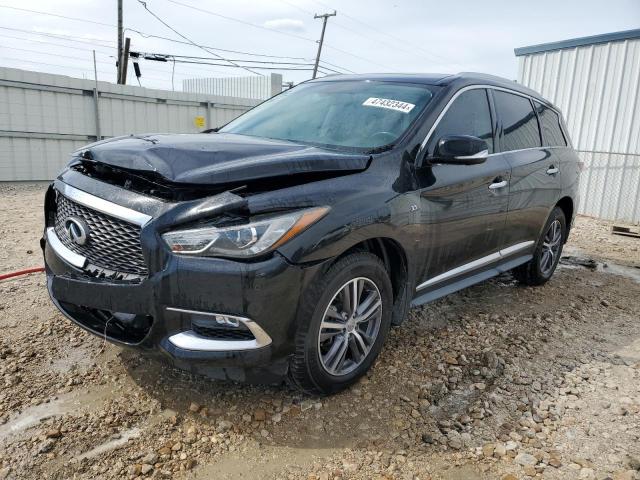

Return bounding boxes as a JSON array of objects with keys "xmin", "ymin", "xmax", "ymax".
[{"xmin": 0, "ymin": 67, "xmax": 258, "ymax": 181}]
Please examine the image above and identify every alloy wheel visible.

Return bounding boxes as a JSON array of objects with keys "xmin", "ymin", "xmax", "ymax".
[
  {"xmin": 318, "ymin": 277, "xmax": 383, "ymax": 376},
  {"xmin": 540, "ymin": 219, "xmax": 562, "ymax": 276}
]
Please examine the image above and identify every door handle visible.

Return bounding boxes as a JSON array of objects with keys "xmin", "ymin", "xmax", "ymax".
[
  {"xmin": 489, "ymin": 180, "xmax": 508, "ymax": 190},
  {"xmin": 546, "ymin": 166, "xmax": 559, "ymax": 175}
]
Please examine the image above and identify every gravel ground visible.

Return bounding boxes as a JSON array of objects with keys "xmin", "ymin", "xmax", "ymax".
[{"xmin": 0, "ymin": 181, "xmax": 639, "ymax": 480}]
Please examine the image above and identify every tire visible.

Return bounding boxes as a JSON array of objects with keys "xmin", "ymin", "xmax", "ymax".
[
  {"xmin": 288, "ymin": 252, "xmax": 393, "ymax": 395},
  {"xmin": 512, "ymin": 206, "xmax": 566, "ymax": 286}
]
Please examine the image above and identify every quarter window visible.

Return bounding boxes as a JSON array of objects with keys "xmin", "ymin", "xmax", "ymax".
[
  {"xmin": 430, "ymin": 89, "xmax": 494, "ymax": 154},
  {"xmin": 493, "ymin": 90, "xmax": 541, "ymax": 152},
  {"xmin": 534, "ymin": 101, "xmax": 567, "ymax": 147}
]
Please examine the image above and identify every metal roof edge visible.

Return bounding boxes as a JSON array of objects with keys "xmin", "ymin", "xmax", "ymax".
[{"xmin": 514, "ymin": 28, "xmax": 640, "ymax": 56}]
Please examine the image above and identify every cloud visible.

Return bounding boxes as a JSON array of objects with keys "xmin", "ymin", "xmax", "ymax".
[{"xmin": 263, "ymin": 18, "xmax": 305, "ymax": 33}]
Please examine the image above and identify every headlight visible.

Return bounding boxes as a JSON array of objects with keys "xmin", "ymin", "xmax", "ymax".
[{"xmin": 162, "ymin": 207, "xmax": 329, "ymax": 258}]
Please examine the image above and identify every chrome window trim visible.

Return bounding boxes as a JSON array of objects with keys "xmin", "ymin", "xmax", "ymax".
[
  {"xmin": 416, "ymin": 240, "xmax": 535, "ymax": 291},
  {"xmin": 46, "ymin": 227, "xmax": 87, "ymax": 268},
  {"xmin": 56, "ymin": 183, "xmax": 152, "ymax": 227},
  {"xmin": 419, "ymin": 84, "xmax": 565, "ymax": 154},
  {"xmin": 485, "ymin": 145, "xmax": 570, "ymax": 158},
  {"xmin": 166, "ymin": 307, "xmax": 272, "ymax": 351}
]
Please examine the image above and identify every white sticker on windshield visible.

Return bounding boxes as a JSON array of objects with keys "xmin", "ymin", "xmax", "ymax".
[{"xmin": 362, "ymin": 97, "xmax": 415, "ymax": 113}]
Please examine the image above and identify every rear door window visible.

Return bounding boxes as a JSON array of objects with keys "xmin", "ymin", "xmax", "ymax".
[
  {"xmin": 430, "ymin": 88, "xmax": 494, "ymax": 154},
  {"xmin": 533, "ymin": 101, "xmax": 567, "ymax": 147},
  {"xmin": 493, "ymin": 90, "xmax": 541, "ymax": 152}
]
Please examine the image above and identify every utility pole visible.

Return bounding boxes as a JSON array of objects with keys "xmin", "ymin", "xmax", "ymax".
[
  {"xmin": 119, "ymin": 37, "xmax": 131, "ymax": 84},
  {"xmin": 117, "ymin": 0, "xmax": 123, "ymax": 82},
  {"xmin": 92, "ymin": 50, "xmax": 101, "ymax": 140},
  {"xmin": 312, "ymin": 11, "xmax": 336, "ymax": 79}
]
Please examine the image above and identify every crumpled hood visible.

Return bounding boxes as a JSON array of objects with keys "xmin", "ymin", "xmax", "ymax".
[{"xmin": 76, "ymin": 133, "xmax": 371, "ymax": 185}]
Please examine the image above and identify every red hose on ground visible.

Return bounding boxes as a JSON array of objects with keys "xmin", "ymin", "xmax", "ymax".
[{"xmin": 0, "ymin": 266, "xmax": 45, "ymax": 281}]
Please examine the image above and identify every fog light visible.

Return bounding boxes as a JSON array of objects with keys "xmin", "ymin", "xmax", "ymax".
[{"xmin": 213, "ymin": 314, "xmax": 240, "ymax": 327}]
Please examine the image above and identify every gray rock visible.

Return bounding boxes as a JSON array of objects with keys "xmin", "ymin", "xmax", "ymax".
[
  {"xmin": 514, "ymin": 452, "xmax": 538, "ymax": 466},
  {"xmin": 216, "ymin": 420, "xmax": 233, "ymax": 432},
  {"xmin": 142, "ymin": 452, "xmax": 159, "ymax": 465},
  {"xmin": 421, "ymin": 433, "xmax": 434, "ymax": 444},
  {"xmin": 483, "ymin": 351, "xmax": 499, "ymax": 369},
  {"xmin": 447, "ymin": 431, "xmax": 463, "ymax": 450},
  {"xmin": 37, "ymin": 438, "xmax": 56, "ymax": 454}
]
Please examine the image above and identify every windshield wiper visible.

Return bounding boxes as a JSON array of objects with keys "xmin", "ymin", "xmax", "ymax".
[{"xmin": 366, "ymin": 143, "xmax": 396, "ymax": 154}]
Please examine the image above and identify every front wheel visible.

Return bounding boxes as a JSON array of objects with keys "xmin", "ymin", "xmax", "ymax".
[
  {"xmin": 512, "ymin": 206, "xmax": 566, "ymax": 286},
  {"xmin": 288, "ymin": 252, "xmax": 393, "ymax": 395}
]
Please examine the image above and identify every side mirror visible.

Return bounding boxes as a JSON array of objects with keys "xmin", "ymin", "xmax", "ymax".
[{"xmin": 431, "ymin": 135, "xmax": 488, "ymax": 165}]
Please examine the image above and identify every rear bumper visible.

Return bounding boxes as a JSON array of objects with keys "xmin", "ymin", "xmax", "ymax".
[{"xmin": 43, "ymin": 226, "xmax": 324, "ymax": 382}]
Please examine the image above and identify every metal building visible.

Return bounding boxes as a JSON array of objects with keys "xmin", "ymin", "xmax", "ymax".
[
  {"xmin": 515, "ymin": 29, "xmax": 640, "ymax": 223},
  {"xmin": 183, "ymin": 73, "xmax": 283, "ymax": 100}
]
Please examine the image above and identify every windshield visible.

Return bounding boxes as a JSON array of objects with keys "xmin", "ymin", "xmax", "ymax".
[{"xmin": 220, "ymin": 80, "xmax": 436, "ymax": 151}]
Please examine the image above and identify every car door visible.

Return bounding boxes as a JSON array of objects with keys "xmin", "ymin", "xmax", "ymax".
[
  {"xmin": 415, "ymin": 87, "xmax": 511, "ymax": 291},
  {"xmin": 492, "ymin": 90, "xmax": 563, "ymax": 249}
]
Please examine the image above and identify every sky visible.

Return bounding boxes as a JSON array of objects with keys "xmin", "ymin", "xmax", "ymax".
[{"xmin": 0, "ymin": 0, "xmax": 638, "ymax": 91}]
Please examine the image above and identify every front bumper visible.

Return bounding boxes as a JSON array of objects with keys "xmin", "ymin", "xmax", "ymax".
[{"xmin": 42, "ymin": 183, "xmax": 325, "ymax": 382}]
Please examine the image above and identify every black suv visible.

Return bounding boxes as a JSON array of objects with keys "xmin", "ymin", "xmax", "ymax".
[{"xmin": 42, "ymin": 73, "xmax": 580, "ymax": 394}]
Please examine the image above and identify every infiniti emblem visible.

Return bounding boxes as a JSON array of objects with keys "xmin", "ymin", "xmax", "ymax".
[{"xmin": 65, "ymin": 216, "xmax": 90, "ymax": 246}]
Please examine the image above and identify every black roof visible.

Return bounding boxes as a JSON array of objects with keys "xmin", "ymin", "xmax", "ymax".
[{"xmin": 311, "ymin": 72, "xmax": 549, "ymax": 105}]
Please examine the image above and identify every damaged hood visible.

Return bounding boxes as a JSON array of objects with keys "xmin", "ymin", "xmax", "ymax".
[{"xmin": 76, "ymin": 133, "xmax": 371, "ymax": 185}]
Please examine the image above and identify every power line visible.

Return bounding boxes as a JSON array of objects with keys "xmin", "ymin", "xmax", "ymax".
[
  {"xmin": 169, "ymin": 58, "xmax": 315, "ymax": 71},
  {"xmin": 0, "ymin": 26, "xmax": 115, "ymax": 48},
  {"xmin": 278, "ymin": 0, "xmax": 315, "ymax": 16},
  {"xmin": 0, "ymin": 44, "xmax": 226, "ymax": 78},
  {"xmin": 135, "ymin": 52, "xmax": 314, "ymax": 66},
  {"xmin": 0, "ymin": 4, "xmax": 116, "ymax": 28},
  {"xmin": 132, "ymin": 50, "xmax": 348, "ymax": 73},
  {"xmin": 126, "ymin": 28, "xmax": 311, "ymax": 61},
  {"xmin": 0, "ymin": 55, "xmax": 188, "ymax": 85},
  {"xmin": 307, "ymin": 0, "xmax": 456, "ymax": 66},
  {"xmin": 321, "ymin": 59, "xmax": 354, "ymax": 74},
  {"xmin": 0, "ymin": 33, "xmax": 115, "ymax": 55},
  {"xmin": 136, "ymin": 0, "xmax": 263, "ymax": 76},
  {"xmin": 0, "ymin": 4, "xmax": 354, "ymax": 77},
  {"xmin": 0, "ymin": 45, "xmax": 114, "ymax": 65},
  {"xmin": 164, "ymin": 0, "xmax": 390, "ymax": 70},
  {"xmin": 278, "ymin": 0, "xmax": 431, "ymax": 67},
  {"xmin": 126, "ymin": 28, "xmax": 351, "ymax": 74},
  {"xmin": 0, "ymin": 4, "xmax": 320, "ymax": 64}
]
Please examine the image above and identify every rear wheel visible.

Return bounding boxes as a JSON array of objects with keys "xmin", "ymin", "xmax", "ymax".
[
  {"xmin": 512, "ymin": 206, "xmax": 566, "ymax": 286},
  {"xmin": 289, "ymin": 252, "xmax": 392, "ymax": 395}
]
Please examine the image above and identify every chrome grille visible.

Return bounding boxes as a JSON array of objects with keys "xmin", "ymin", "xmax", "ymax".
[{"xmin": 54, "ymin": 193, "xmax": 148, "ymax": 277}]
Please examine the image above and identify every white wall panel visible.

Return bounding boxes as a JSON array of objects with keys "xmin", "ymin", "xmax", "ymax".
[
  {"xmin": 0, "ymin": 67, "xmax": 258, "ymax": 181},
  {"xmin": 517, "ymin": 33, "xmax": 640, "ymax": 223},
  {"xmin": 183, "ymin": 73, "xmax": 283, "ymax": 100}
]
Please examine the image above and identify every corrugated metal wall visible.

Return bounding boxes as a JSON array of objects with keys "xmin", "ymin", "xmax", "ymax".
[
  {"xmin": 183, "ymin": 73, "xmax": 283, "ymax": 100},
  {"xmin": 0, "ymin": 67, "xmax": 258, "ymax": 181},
  {"xmin": 517, "ymin": 36, "xmax": 640, "ymax": 223}
]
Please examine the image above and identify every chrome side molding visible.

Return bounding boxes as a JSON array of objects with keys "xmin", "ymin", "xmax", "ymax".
[
  {"xmin": 166, "ymin": 307, "xmax": 272, "ymax": 352},
  {"xmin": 46, "ymin": 227, "xmax": 86, "ymax": 268},
  {"xmin": 416, "ymin": 240, "xmax": 535, "ymax": 291},
  {"xmin": 455, "ymin": 149, "xmax": 489, "ymax": 161},
  {"xmin": 56, "ymin": 182, "xmax": 152, "ymax": 226}
]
